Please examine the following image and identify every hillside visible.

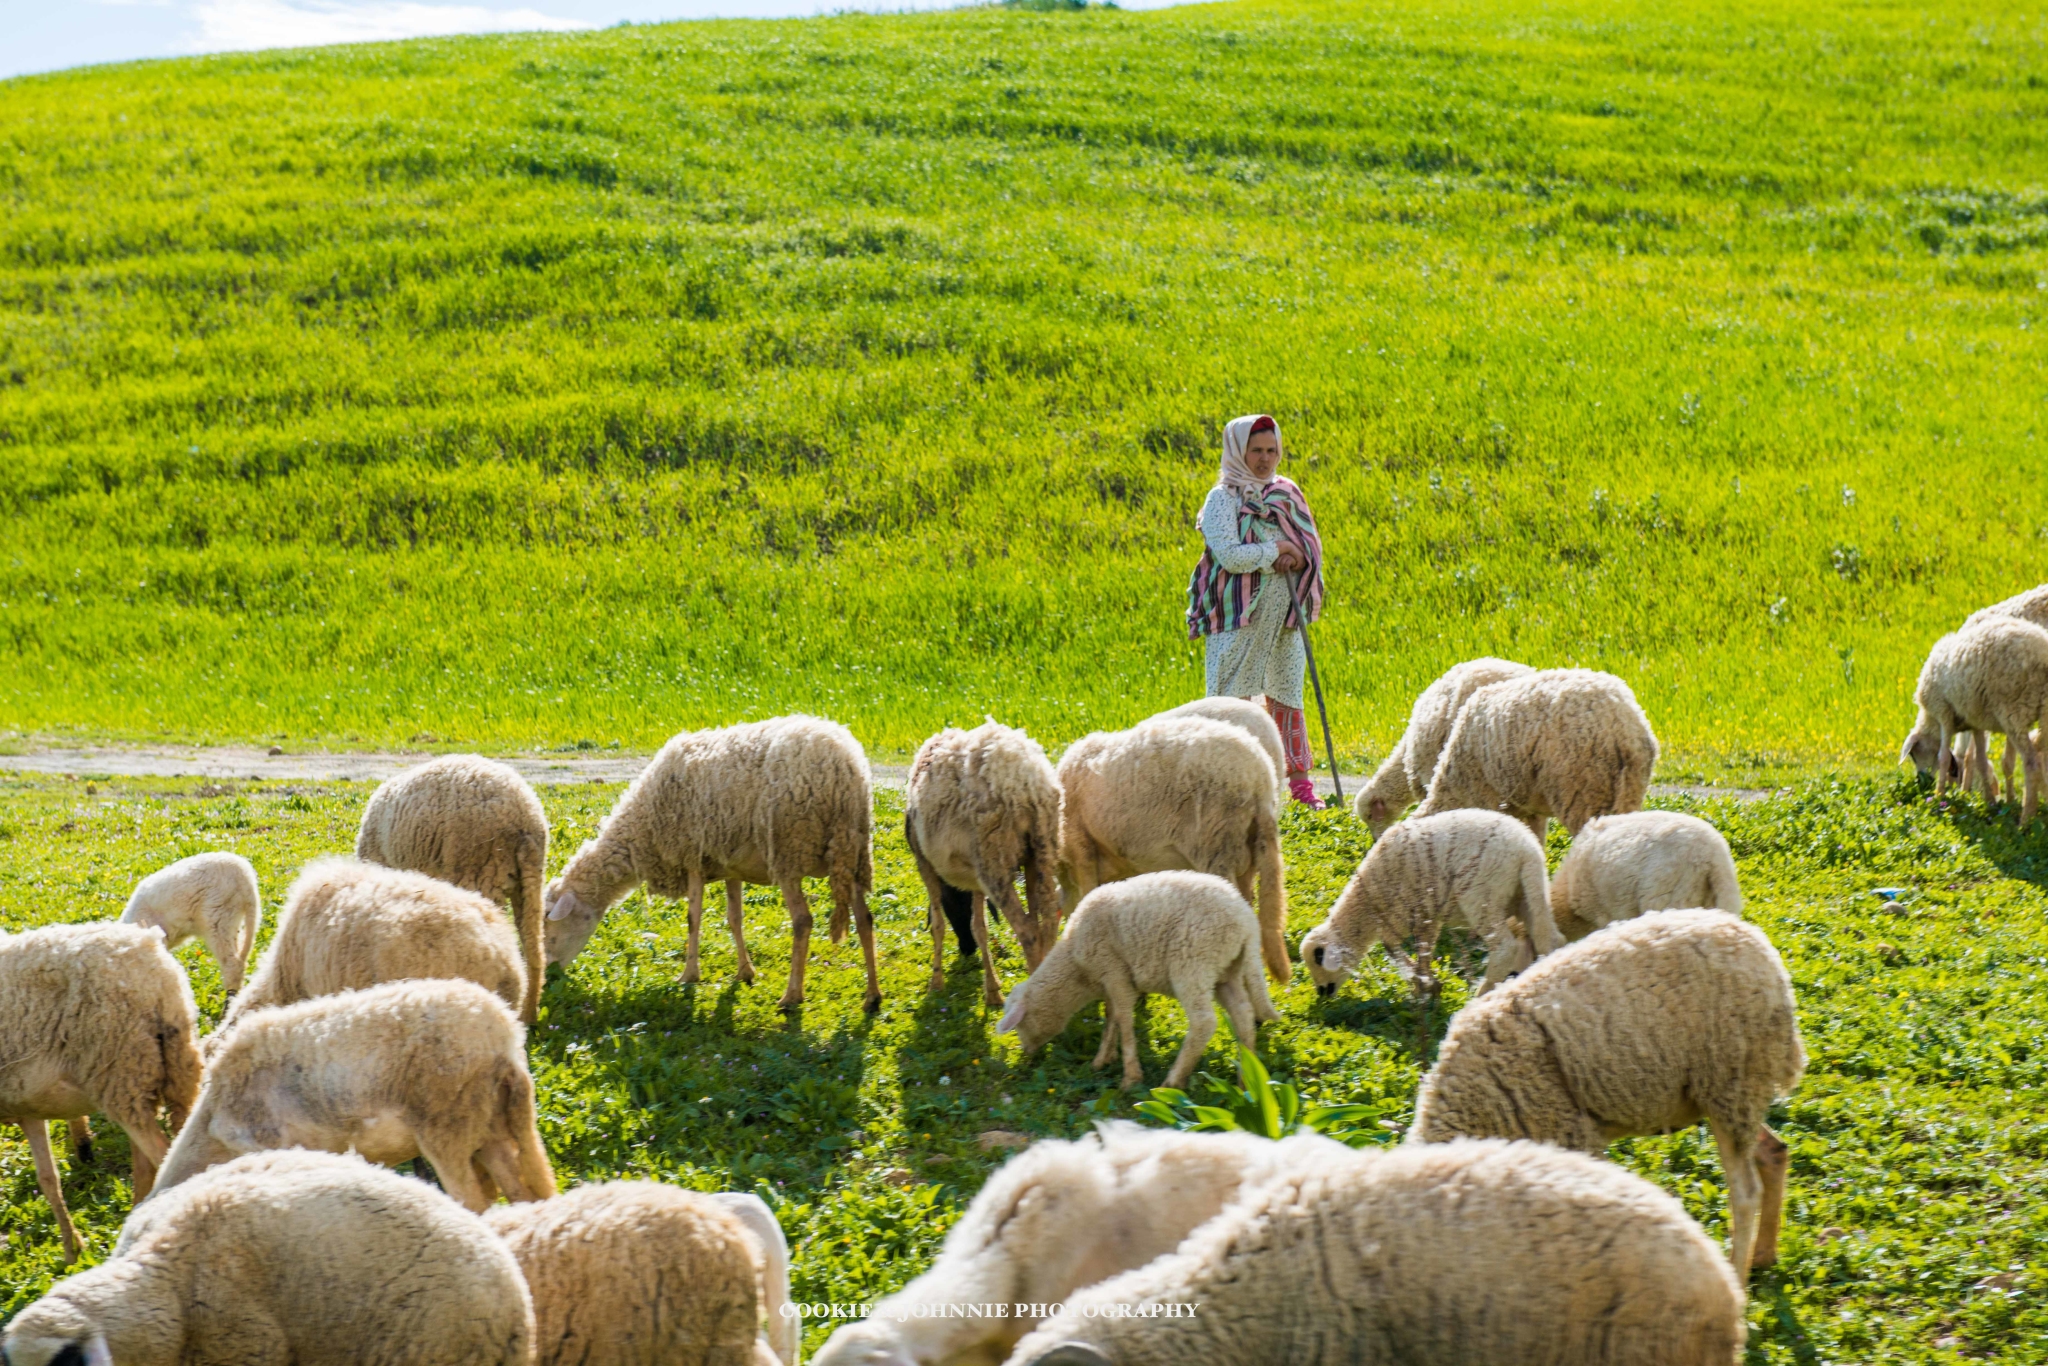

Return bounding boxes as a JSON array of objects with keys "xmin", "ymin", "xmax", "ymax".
[{"xmin": 2, "ymin": 0, "xmax": 2045, "ymax": 768}]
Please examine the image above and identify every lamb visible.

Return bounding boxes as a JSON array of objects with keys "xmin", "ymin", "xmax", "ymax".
[
  {"xmin": 1353, "ymin": 657, "xmax": 1533, "ymax": 834},
  {"xmin": 1900, "ymin": 615, "xmax": 2048, "ymax": 826},
  {"xmin": 1408, "ymin": 908, "xmax": 1805, "ymax": 1277},
  {"xmin": 118, "ymin": 851, "xmax": 262, "ymax": 995},
  {"xmin": 997, "ymin": 871, "xmax": 1279, "ymax": 1090},
  {"xmin": 1055, "ymin": 716, "xmax": 1289, "ymax": 981},
  {"xmin": 2, "ymin": 1149, "xmax": 534, "ymax": 1366},
  {"xmin": 1153, "ymin": 697, "xmax": 1286, "ymax": 810},
  {"xmin": 485, "ymin": 1182, "xmax": 790, "ymax": 1366},
  {"xmin": 545, "ymin": 715, "xmax": 879, "ymax": 1012},
  {"xmin": 1965, "ymin": 582, "xmax": 2048, "ymax": 632},
  {"xmin": 1298, "ymin": 809, "xmax": 1562, "ymax": 1013},
  {"xmin": 217, "ymin": 857, "xmax": 525, "ymax": 1035},
  {"xmin": 1549, "ymin": 810, "xmax": 1743, "ymax": 940},
  {"xmin": 0, "ymin": 922, "xmax": 202, "ymax": 1263},
  {"xmin": 154, "ymin": 978, "xmax": 556, "ymax": 1213},
  {"xmin": 356, "ymin": 754, "xmax": 550, "ymax": 1023},
  {"xmin": 1413, "ymin": 667, "xmax": 1659, "ymax": 844},
  {"xmin": 905, "ymin": 721, "xmax": 1064, "ymax": 1008},
  {"xmin": 813, "ymin": 1125, "xmax": 1339, "ymax": 1366},
  {"xmin": 1004, "ymin": 1139, "xmax": 1745, "ymax": 1366}
]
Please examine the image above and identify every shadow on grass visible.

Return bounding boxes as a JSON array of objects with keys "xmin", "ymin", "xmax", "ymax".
[{"xmin": 1749, "ymin": 1274, "xmax": 1821, "ymax": 1366}]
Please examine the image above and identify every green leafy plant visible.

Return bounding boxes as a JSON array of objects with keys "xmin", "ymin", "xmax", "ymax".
[{"xmin": 1134, "ymin": 1046, "xmax": 1400, "ymax": 1147}]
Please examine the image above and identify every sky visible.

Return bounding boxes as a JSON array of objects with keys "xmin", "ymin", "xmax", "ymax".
[{"xmin": 0, "ymin": 0, "xmax": 1186, "ymax": 81}]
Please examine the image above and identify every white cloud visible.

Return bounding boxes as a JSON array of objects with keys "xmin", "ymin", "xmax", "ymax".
[{"xmin": 181, "ymin": 0, "xmax": 594, "ymax": 53}]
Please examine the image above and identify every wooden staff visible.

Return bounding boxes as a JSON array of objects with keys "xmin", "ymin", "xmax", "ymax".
[{"xmin": 1284, "ymin": 571, "xmax": 1342, "ymax": 805}]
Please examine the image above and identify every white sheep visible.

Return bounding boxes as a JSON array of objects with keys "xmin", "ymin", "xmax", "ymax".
[
  {"xmin": 1354, "ymin": 657, "xmax": 1533, "ymax": 834},
  {"xmin": 1965, "ymin": 582, "xmax": 2048, "ymax": 632},
  {"xmin": 356, "ymin": 754, "xmax": 550, "ymax": 1022},
  {"xmin": 1056, "ymin": 716, "xmax": 1288, "ymax": 982},
  {"xmin": 1299, "ymin": 809, "xmax": 1562, "ymax": 1008},
  {"xmin": 155, "ymin": 978, "xmax": 556, "ymax": 1213},
  {"xmin": 545, "ymin": 715, "xmax": 878, "ymax": 1012},
  {"xmin": 485, "ymin": 1181, "xmax": 790, "ymax": 1366},
  {"xmin": 1004, "ymin": 1139, "xmax": 1746, "ymax": 1366},
  {"xmin": 905, "ymin": 721, "xmax": 1064, "ymax": 1007},
  {"xmin": 1409, "ymin": 908, "xmax": 1805, "ymax": 1276},
  {"xmin": 0, "ymin": 922, "xmax": 203, "ymax": 1263},
  {"xmin": 118, "ymin": 851, "xmax": 262, "ymax": 995},
  {"xmin": 217, "ymin": 857, "xmax": 525, "ymax": 1035},
  {"xmin": 707, "ymin": 1193, "xmax": 799, "ymax": 1366},
  {"xmin": 998, "ymin": 871, "xmax": 1278, "ymax": 1090},
  {"xmin": 3, "ymin": 1149, "xmax": 534, "ymax": 1366},
  {"xmin": 1549, "ymin": 810, "xmax": 1743, "ymax": 940},
  {"xmin": 1154, "ymin": 697, "xmax": 1285, "ymax": 810},
  {"xmin": 813, "ymin": 1125, "xmax": 1336, "ymax": 1366},
  {"xmin": 1413, "ymin": 667, "xmax": 1659, "ymax": 844},
  {"xmin": 1900, "ymin": 614, "xmax": 2048, "ymax": 826}
]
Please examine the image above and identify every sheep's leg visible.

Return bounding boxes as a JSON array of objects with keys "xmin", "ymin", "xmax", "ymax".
[
  {"xmin": 682, "ymin": 873, "xmax": 706, "ymax": 985},
  {"xmin": 1711, "ymin": 1120, "xmax": 1765, "ymax": 1278},
  {"xmin": 2001, "ymin": 733, "xmax": 2018, "ymax": 807},
  {"xmin": 2018, "ymin": 729, "xmax": 2045, "ymax": 829},
  {"xmin": 418, "ymin": 1138, "xmax": 494, "ymax": 1213},
  {"xmin": 116, "ymin": 1116, "xmax": 170, "ymax": 1202},
  {"xmin": 779, "ymin": 879, "xmax": 814, "ymax": 1012},
  {"xmin": 1934, "ymin": 720, "xmax": 1955, "ymax": 797},
  {"xmin": 1969, "ymin": 729, "xmax": 1997, "ymax": 804},
  {"xmin": 1165, "ymin": 991, "xmax": 1218, "ymax": 1091},
  {"xmin": 837, "ymin": 868, "xmax": 883, "ymax": 1016},
  {"xmin": 67, "ymin": 1116, "xmax": 93, "ymax": 1166},
  {"xmin": 991, "ymin": 877, "xmax": 1035, "ymax": 969},
  {"xmin": 1214, "ymin": 973, "xmax": 1258, "ymax": 1049},
  {"xmin": 915, "ymin": 856, "xmax": 952, "ymax": 994},
  {"xmin": 973, "ymin": 894, "xmax": 1003, "ymax": 1008},
  {"xmin": 1753, "ymin": 1126, "xmax": 1790, "ymax": 1267},
  {"xmin": 24, "ymin": 1121, "xmax": 81, "ymax": 1264},
  {"xmin": 1095, "ymin": 976, "xmax": 1138, "ymax": 1077},
  {"xmin": 726, "ymin": 880, "xmax": 755, "ymax": 986},
  {"xmin": 1523, "ymin": 813, "xmax": 1548, "ymax": 847}
]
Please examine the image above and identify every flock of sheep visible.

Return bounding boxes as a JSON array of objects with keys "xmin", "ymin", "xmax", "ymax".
[{"xmin": 3, "ymin": 580, "xmax": 2039, "ymax": 1366}]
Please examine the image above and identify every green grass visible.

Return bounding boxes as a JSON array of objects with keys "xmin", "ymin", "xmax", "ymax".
[
  {"xmin": 1, "ymin": 0, "xmax": 2045, "ymax": 772},
  {"xmin": 1, "ymin": 772, "xmax": 2043, "ymax": 1361}
]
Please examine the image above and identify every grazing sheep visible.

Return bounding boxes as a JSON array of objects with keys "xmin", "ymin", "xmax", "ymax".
[
  {"xmin": 1413, "ymin": 667, "xmax": 1659, "ymax": 844},
  {"xmin": 1056, "ymin": 716, "xmax": 1288, "ymax": 982},
  {"xmin": 545, "ymin": 715, "xmax": 878, "ymax": 1012},
  {"xmin": 1409, "ymin": 909, "xmax": 1805, "ymax": 1276},
  {"xmin": 155, "ymin": 978, "xmax": 555, "ymax": 1213},
  {"xmin": 813, "ymin": 1125, "xmax": 1337, "ymax": 1366},
  {"xmin": 1900, "ymin": 615, "xmax": 2048, "ymax": 826},
  {"xmin": 118, "ymin": 851, "xmax": 262, "ymax": 995},
  {"xmin": 217, "ymin": 858, "xmax": 525, "ymax": 1035},
  {"xmin": 0, "ymin": 923, "xmax": 202, "ymax": 1263},
  {"xmin": 485, "ymin": 1182, "xmax": 785, "ymax": 1366},
  {"xmin": 1550, "ymin": 810, "xmax": 1743, "ymax": 940},
  {"xmin": 356, "ymin": 755, "xmax": 550, "ymax": 1023},
  {"xmin": 1005, "ymin": 1139, "xmax": 1745, "ymax": 1366},
  {"xmin": 1965, "ymin": 583, "xmax": 2048, "ymax": 632},
  {"xmin": 905, "ymin": 721, "xmax": 1064, "ymax": 1008},
  {"xmin": 1354, "ymin": 658, "xmax": 1534, "ymax": 834},
  {"xmin": 1299, "ymin": 809, "xmax": 1561, "ymax": 1011},
  {"xmin": 998, "ymin": 872, "xmax": 1278, "ymax": 1090},
  {"xmin": 1155, "ymin": 697, "xmax": 1286, "ymax": 810},
  {"xmin": 3, "ymin": 1149, "xmax": 533, "ymax": 1366}
]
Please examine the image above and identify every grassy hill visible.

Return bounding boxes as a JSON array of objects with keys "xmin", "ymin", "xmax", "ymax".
[{"xmin": 2, "ymin": 0, "xmax": 2045, "ymax": 768}]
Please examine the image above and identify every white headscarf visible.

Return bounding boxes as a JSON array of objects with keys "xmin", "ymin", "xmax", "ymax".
[{"xmin": 1217, "ymin": 414, "xmax": 1282, "ymax": 500}]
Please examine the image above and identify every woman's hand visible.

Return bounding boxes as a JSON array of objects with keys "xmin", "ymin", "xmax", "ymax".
[{"xmin": 1273, "ymin": 543, "xmax": 1306, "ymax": 575}]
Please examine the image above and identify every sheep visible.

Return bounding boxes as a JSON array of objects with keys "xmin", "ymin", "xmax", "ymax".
[
  {"xmin": 485, "ymin": 1182, "xmax": 788, "ymax": 1366},
  {"xmin": 1055, "ymin": 716, "xmax": 1288, "ymax": 982},
  {"xmin": 905, "ymin": 721, "xmax": 1064, "ymax": 1008},
  {"xmin": 0, "ymin": 922, "xmax": 202, "ymax": 1264},
  {"xmin": 1408, "ymin": 908, "xmax": 1805, "ymax": 1277},
  {"xmin": 997, "ymin": 871, "xmax": 1278, "ymax": 1090},
  {"xmin": 1965, "ymin": 582, "xmax": 2048, "ymax": 632},
  {"xmin": 1549, "ymin": 810, "xmax": 1743, "ymax": 940},
  {"xmin": 1413, "ymin": 667, "xmax": 1659, "ymax": 844},
  {"xmin": 215, "ymin": 857, "xmax": 525, "ymax": 1037},
  {"xmin": 706, "ymin": 1193, "xmax": 799, "ymax": 1366},
  {"xmin": 154, "ymin": 978, "xmax": 555, "ymax": 1213},
  {"xmin": 1003, "ymin": 1138, "xmax": 1745, "ymax": 1366},
  {"xmin": 545, "ymin": 715, "xmax": 878, "ymax": 1012},
  {"xmin": 356, "ymin": 754, "xmax": 550, "ymax": 1023},
  {"xmin": 1900, "ymin": 614, "xmax": 2048, "ymax": 826},
  {"xmin": 2, "ymin": 1149, "xmax": 534, "ymax": 1366},
  {"xmin": 1298, "ymin": 810, "xmax": 1561, "ymax": 1019},
  {"xmin": 118, "ymin": 851, "xmax": 262, "ymax": 995},
  {"xmin": 813, "ymin": 1125, "xmax": 1339, "ymax": 1366},
  {"xmin": 1153, "ymin": 697, "xmax": 1285, "ymax": 810},
  {"xmin": 1353, "ymin": 657, "xmax": 1533, "ymax": 834}
]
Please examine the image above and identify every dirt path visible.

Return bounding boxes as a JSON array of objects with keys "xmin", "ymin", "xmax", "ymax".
[{"xmin": 0, "ymin": 745, "xmax": 1776, "ymax": 803}]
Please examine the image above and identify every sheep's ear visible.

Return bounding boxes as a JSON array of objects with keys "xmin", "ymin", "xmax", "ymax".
[
  {"xmin": 545, "ymin": 890, "xmax": 579, "ymax": 922},
  {"xmin": 996, "ymin": 985, "xmax": 1028, "ymax": 1034},
  {"xmin": 1027, "ymin": 1346, "xmax": 1113, "ymax": 1366}
]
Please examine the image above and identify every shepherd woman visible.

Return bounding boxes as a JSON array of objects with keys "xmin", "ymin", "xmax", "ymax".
[{"xmin": 1185, "ymin": 413, "xmax": 1328, "ymax": 809}]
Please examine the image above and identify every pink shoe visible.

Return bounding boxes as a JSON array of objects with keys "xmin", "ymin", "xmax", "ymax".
[{"xmin": 1289, "ymin": 777, "xmax": 1324, "ymax": 809}]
